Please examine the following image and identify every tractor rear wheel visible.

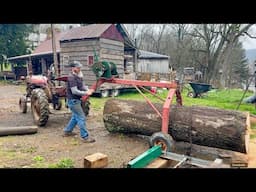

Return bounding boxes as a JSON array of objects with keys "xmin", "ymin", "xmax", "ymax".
[
  {"xmin": 31, "ymin": 88, "xmax": 49, "ymax": 127},
  {"xmin": 81, "ymin": 100, "xmax": 90, "ymax": 116}
]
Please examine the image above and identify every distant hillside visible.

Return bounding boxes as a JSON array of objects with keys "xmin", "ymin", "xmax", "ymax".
[{"xmin": 245, "ymin": 49, "xmax": 256, "ymax": 64}]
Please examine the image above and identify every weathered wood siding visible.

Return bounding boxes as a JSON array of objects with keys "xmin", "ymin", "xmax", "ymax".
[
  {"xmin": 99, "ymin": 38, "xmax": 124, "ymax": 77},
  {"xmin": 60, "ymin": 38, "xmax": 124, "ymax": 87},
  {"xmin": 125, "ymin": 49, "xmax": 136, "ymax": 72},
  {"xmin": 137, "ymin": 59, "xmax": 169, "ymax": 73}
]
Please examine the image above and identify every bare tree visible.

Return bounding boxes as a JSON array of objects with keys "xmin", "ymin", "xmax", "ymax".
[
  {"xmin": 124, "ymin": 24, "xmax": 140, "ymax": 42},
  {"xmin": 189, "ymin": 24, "xmax": 253, "ymax": 86},
  {"xmin": 219, "ymin": 24, "xmax": 253, "ymax": 87},
  {"xmin": 125, "ymin": 24, "xmax": 254, "ymax": 88},
  {"xmin": 166, "ymin": 24, "xmax": 195, "ymax": 77},
  {"xmin": 129, "ymin": 24, "xmax": 169, "ymax": 53},
  {"xmin": 152, "ymin": 24, "xmax": 167, "ymax": 53}
]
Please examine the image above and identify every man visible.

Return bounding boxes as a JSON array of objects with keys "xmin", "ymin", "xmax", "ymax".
[{"xmin": 63, "ymin": 60, "xmax": 95, "ymax": 143}]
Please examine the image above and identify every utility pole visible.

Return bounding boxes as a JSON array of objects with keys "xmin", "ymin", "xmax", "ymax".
[
  {"xmin": 134, "ymin": 38, "xmax": 137, "ymax": 73},
  {"xmin": 51, "ymin": 24, "xmax": 59, "ymax": 78}
]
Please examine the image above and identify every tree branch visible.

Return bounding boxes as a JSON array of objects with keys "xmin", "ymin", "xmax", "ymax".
[
  {"xmin": 191, "ymin": 49, "xmax": 207, "ymax": 53},
  {"xmin": 244, "ymin": 31, "xmax": 256, "ymax": 39}
]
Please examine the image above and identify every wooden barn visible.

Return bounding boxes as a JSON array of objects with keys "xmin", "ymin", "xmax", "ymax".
[
  {"xmin": 7, "ymin": 24, "xmax": 171, "ymax": 85},
  {"xmin": 59, "ymin": 24, "xmax": 132, "ymax": 87},
  {"xmin": 7, "ymin": 24, "xmax": 137, "ymax": 81}
]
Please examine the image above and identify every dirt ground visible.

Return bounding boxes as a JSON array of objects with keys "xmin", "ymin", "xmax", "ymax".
[
  {"xmin": 0, "ymin": 83, "xmax": 256, "ymax": 168},
  {"xmin": 0, "ymin": 83, "xmax": 148, "ymax": 168}
]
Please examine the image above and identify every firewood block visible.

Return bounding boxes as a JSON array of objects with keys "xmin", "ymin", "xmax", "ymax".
[{"xmin": 84, "ymin": 153, "xmax": 108, "ymax": 168}]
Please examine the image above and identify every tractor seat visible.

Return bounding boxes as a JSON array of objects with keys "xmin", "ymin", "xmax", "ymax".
[{"xmin": 55, "ymin": 86, "xmax": 66, "ymax": 97}]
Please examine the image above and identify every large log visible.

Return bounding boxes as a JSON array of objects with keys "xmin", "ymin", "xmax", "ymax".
[
  {"xmin": 103, "ymin": 99, "xmax": 250, "ymax": 153},
  {"xmin": 0, "ymin": 126, "xmax": 38, "ymax": 136}
]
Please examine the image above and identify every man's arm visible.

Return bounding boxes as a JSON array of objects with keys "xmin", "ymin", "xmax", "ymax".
[
  {"xmin": 83, "ymin": 85, "xmax": 89, "ymax": 91},
  {"xmin": 68, "ymin": 75, "xmax": 93, "ymax": 96},
  {"xmin": 71, "ymin": 86, "xmax": 93, "ymax": 96}
]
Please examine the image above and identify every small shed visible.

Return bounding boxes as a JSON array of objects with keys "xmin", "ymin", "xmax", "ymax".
[{"xmin": 137, "ymin": 50, "xmax": 170, "ymax": 81}]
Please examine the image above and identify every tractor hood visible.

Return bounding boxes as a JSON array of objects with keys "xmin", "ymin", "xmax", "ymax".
[{"xmin": 29, "ymin": 75, "xmax": 48, "ymax": 85}]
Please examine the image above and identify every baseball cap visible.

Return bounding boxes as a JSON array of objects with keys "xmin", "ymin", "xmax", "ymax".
[{"xmin": 69, "ymin": 61, "xmax": 82, "ymax": 68}]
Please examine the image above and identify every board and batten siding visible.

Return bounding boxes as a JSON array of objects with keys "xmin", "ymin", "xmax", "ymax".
[{"xmin": 137, "ymin": 59, "xmax": 169, "ymax": 73}]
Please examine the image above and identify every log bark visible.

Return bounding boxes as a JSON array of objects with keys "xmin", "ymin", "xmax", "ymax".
[
  {"xmin": 0, "ymin": 126, "xmax": 38, "ymax": 136},
  {"xmin": 103, "ymin": 99, "xmax": 250, "ymax": 153}
]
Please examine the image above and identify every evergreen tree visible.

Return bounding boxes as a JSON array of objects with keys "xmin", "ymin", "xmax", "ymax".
[
  {"xmin": 230, "ymin": 41, "xmax": 249, "ymax": 88},
  {"xmin": 0, "ymin": 24, "xmax": 34, "ymax": 71}
]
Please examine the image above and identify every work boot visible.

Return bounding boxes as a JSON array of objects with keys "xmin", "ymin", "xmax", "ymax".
[
  {"xmin": 80, "ymin": 136, "xmax": 95, "ymax": 143},
  {"xmin": 62, "ymin": 131, "xmax": 77, "ymax": 137}
]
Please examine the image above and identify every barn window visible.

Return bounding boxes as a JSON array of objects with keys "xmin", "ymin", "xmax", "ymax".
[{"xmin": 88, "ymin": 55, "xmax": 94, "ymax": 66}]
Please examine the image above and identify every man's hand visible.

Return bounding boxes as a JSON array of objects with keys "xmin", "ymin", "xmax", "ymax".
[{"xmin": 86, "ymin": 89, "xmax": 94, "ymax": 96}]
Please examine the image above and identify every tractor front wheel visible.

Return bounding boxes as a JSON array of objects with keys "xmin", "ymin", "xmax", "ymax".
[{"xmin": 31, "ymin": 88, "xmax": 49, "ymax": 127}]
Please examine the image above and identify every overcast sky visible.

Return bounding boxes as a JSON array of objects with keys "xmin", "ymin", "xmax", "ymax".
[
  {"xmin": 241, "ymin": 25, "xmax": 256, "ymax": 50},
  {"xmin": 242, "ymin": 37, "xmax": 256, "ymax": 50}
]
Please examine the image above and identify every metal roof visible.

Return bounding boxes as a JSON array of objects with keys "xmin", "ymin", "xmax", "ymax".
[
  {"xmin": 116, "ymin": 24, "xmax": 136, "ymax": 49},
  {"xmin": 33, "ymin": 32, "xmax": 63, "ymax": 54},
  {"xmin": 60, "ymin": 24, "xmax": 112, "ymax": 41},
  {"xmin": 7, "ymin": 24, "xmax": 136, "ymax": 62},
  {"xmin": 138, "ymin": 50, "xmax": 169, "ymax": 59},
  {"xmin": 7, "ymin": 51, "xmax": 60, "ymax": 62}
]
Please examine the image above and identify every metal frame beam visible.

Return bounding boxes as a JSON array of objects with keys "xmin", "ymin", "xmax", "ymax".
[{"xmin": 127, "ymin": 145, "xmax": 162, "ymax": 168}]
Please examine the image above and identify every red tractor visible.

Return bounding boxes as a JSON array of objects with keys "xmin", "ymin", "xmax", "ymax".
[{"xmin": 19, "ymin": 74, "xmax": 90, "ymax": 127}]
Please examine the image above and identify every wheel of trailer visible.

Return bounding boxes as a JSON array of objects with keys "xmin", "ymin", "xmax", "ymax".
[
  {"xmin": 19, "ymin": 95, "xmax": 27, "ymax": 113},
  {"xmin": 187, "ymin": 91, "xmax": 196, "ymax": 98},
  {"xmin": 81, "ymin": 100, "xmax": 90, "ymax": 116},
  {"xmin": 101, "ymin": 90, "xmax": 109, "ymax": 98},
  {"xmin": 111, "ymin": 89, "xmax": 120, "ymax": 97},
  {"xmin": 53, "ymin": 99, "xmax": 62, "ymax": 110},
  {"xmin": 31, "ymin": 88, "xmax": 49, "ymax": 127},
  {"xmin": 149, "ymin": 132, "xmax": 174, "ymax": 152}
]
